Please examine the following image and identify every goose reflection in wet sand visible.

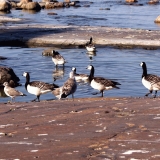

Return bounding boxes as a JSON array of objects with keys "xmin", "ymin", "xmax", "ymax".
[{"xmin": 52, "ymin": 67, "xmax": 65, "ymax": 81}]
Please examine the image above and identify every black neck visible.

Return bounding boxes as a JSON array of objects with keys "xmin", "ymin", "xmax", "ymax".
[
  {"xmin": 89, "ymin": 66, "xmax": 94, "ymax": 82},
  {"xmin": 89, "ymin": 37, "xmax": 92, "ymax": 44},
  {"xmin": 142, "ymin": 63, "xmax": 147, "ymax": 78},
  {"xmin": 25, "ymin": 73, "xmax": 30, "ymax": 89}
]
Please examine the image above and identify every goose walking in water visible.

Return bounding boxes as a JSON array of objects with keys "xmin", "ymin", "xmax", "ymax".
[
  {"xmin": 52, "ymin": 70, "xmax": 77, "ymax": 100},
  {"xmin": 85, "ymin": 37, "xmax": 96, "ymax": 52},
  {"xmin": 140, "ymin": 62, "xmax": 160, "ymax": 98},
  {"xmin": 86, "ymin": 65, "xmax": 121, "ymax": 97},
  {"xmin": 23, "ymin": 72, "xmax": 59, "ymax": 102},
  {"xmin": 3, "ymin": 82, "xmax": 26, "ymax": 102},
  {"xmin": 52, "ymin": 50, "xmax": 67, "ymax": 67}
]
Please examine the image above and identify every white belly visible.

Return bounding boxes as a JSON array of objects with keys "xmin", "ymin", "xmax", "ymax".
[
  {"xmin": 142, "ymin": 78, "xmax": 152, "ymax": 90},
  {"xmin": 91, "ymin": 80, "xmax": 104, "ymax": 91},
  {"xmin": 52, "ymin": 58, "xmax": 65, "ymax": 65},
  {"xmin": 86, "ymin": 47, "xmax": 95, "ymax": 52},
  {"xmin": 27, "ymin": 85, "xmax": 51, "ymax": 96}
]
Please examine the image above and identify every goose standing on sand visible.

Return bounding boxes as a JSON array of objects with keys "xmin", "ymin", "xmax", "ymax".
[
  {"xmin": 3, "ymin": 82, "xmax": 26, "ymax": 102},
  {"xmin": 23, "ymin": 72, "xmax": 59, "ymax": 102},
  {"xmin": 72, "ymin": 67, "xmax": 89, "ymax": 82},
  {"xmin": 140, "ymin": 62, "xmax": 160, "ymax": 98},
  {"xmin": 52, "ymin": 50, "xmax": 66, "ymax": 67},
  {"xmin": 85, "ymin": 37, "xmax": 96, "ymax": 52},
  {"xmin": 86, "ymin": 65, "xmax": 121, "ymax": 97},
  {"xmin": 52, "ymin": 70, "xmax": 77, "ymax": 100}
]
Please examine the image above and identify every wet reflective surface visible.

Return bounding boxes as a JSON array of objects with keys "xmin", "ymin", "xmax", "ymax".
[
  {"xmin": 5, "ymin": 0, "xmax": 160, "ymax": 30},
  {"xmin": 1, "ymin": 46, "xmax": 160, "ymax": 102}
]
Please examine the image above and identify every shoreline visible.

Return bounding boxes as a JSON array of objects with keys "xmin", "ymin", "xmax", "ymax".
[{"xmin": 0, "ymin": 97, "xmax": 160, "ymax": 159}]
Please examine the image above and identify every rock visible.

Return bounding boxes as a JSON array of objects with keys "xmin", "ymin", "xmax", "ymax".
[
  {"xmin": 53, "ymin": 2, "xmax": 64, "ymax": 7},
  {"xmin": 17, "ymin": 0, "xmax": 32, "ymax": 8},
  {"xmin": 0, "ymin": 56, "xmax": 7, "ymax": 60},
  {"xmin": 0, "ymin": 66, "xmax": 20, "ymax": 87},
  {"xmin": 24, "ymin": 2, "xmax": 41, "ymax": 10},
  {"xmin": 125, "ymin": 0, "xmax": 138, "ymax": 2},
  {"xmin": 69, "ymin": 1, "xmax": 75, "ymax": 6},
  {"xmin": 47, "ymin": 12, "xmax": 57, "ymax": 15},
  {"xmin": 148, "ymin": 0, "xmax": 159, "ymax": 4},
  {"xmin": 45, "ymin": 2, "xmax": 64, "ymax": 9},
  {"xmin": 45, "ymin": 2, "xmax": 55, "ymax": 9},
  {"xmin": 38, "ymin": 2, "xmax": 45, "ymax": 8},
  {"xmin": 154, "ymin": 15, "xmax": 160, "ymax": 23},
  {"xmin": 0, "ymin": 0, "xmax": 11, "ymax": 12},
  {"xmin": 10, "ymin": 1, "xmax": 17, "ymax": 8},
  {"xmin": 42, "ymin": 0, "xmax": 57, "ymax": 2},
  {"xmin": 64, "ymin": 0, "xmax": 70, "ymax": 2}
]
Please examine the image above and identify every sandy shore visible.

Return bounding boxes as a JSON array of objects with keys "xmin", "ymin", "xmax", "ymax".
[{"xmin": 0, "ymin": 97, "xmax": 160, "ymax": 159}]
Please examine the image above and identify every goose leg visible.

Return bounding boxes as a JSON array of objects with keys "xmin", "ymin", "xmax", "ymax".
[
  {"xmin": 101, "ymin": 91, "xmax": 104, "ymax": 97},
  {"xmin": 31, "ymin": 97, "xmax": 37, "ymax": 102},
  {"xmin": 72, "ymin": 94, "xmax": 75, "ymax": 106},
  {"xmin": 153, "ymin": 91, "xmax": 157, "ymax": 98},
  {"xmin": 32, "ymin": 95, "xmax": 40, "ymax": 102},
  {"xmin": 145, "ymin": 90, "xmax": 152, "ymax": 97},
  {"xmin": 37, "ymin": 95, "xmax": 40, "ymax": 102}
]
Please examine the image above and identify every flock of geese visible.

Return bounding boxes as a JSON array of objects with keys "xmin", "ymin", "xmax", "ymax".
[{"xmin": 3, "ymin": 37, "xmax": 160, "ymax": 102}]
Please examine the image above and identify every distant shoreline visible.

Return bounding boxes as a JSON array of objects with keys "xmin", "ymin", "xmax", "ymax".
[{"xmin": 0, "ymin": 17, "xmax": 160, "ymax": 49}]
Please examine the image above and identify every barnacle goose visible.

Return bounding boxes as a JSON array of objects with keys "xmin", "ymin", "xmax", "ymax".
[
  {"xmin": 52, "ymin": 70, "xmax": 77, "ymax": 100},
  {"xmin": 23, "ymin": 72, "xmax": 59, "ymax": 102},
  {"xmin": 3, "ymin": 82, "xmax": 26, "ymax": 102},
  {"xmin": 86, "ymin": 65, "xmax": 121, "ymax": 97},
  {"xmin": 85, "ymin": 37, "xmax": 96, "ymax": 52},
  {"xmin": 52, "ymin": 50, "xmax": 66, "ymax": 67},
  {"xmin": 140, "ymin": 62, "xmax": 160, "ymax": 98},
  {"xmin": 72, "ymin": 67, "xmax": 89, "ymax": 82}
]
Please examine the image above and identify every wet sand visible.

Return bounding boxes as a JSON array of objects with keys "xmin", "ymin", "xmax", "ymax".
[{"xmin": 0, "ymin": 97, "xmax": 160, "ymax": 159}]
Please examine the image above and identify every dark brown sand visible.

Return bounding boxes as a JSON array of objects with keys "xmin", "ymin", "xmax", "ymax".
[{"xmin": 0, "ymin": 97, "xmax": 160, "ymax": 160}]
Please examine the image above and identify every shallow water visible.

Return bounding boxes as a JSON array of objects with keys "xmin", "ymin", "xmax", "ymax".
[
  {"xmin": 1, "ymin": 46, "xmax": 160, "ymax": 102},
  {"xmin": 5, "ymin": 0, "xmax": 160, "ymax": 30}
]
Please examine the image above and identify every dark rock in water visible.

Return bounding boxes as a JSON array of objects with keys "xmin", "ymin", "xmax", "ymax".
[
  {"xmin": 47, "ymin": 12, "xmax": 57, "ymax": 15},
  {"xmin": 148, "ymin": 0, "xmax": 159, "ymax": 5},
  {"xmin": 83, "ymin": 5, "xmax": 90, "ymax": 7},
  {"xmin": 0, "ymin": 56, "xmax": 7, "ymax": 60},
  {"xmin": 15, "ymin": 7, "xmax": 23, "ymax": 10},
  {"xmin": 0, "ymin": 66, "xmax": 20, "ymax": 87},
  {"xmin": 74, "ymin": 4, "xmax": 81, "ymax": 7}
]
